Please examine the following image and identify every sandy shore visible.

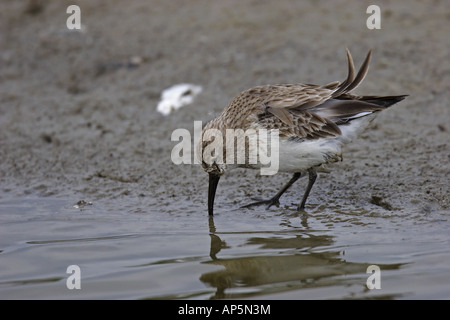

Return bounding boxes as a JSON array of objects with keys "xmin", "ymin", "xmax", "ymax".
[{"xmin": 1, "ymin": 0, "xmax": 449, "ymax": 213}]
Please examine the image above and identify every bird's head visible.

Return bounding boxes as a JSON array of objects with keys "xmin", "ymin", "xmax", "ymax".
[
  {"xmin": 200, "ymin": 158, "xmax": 227, "ymax": 176},
  {"xmin": 196, "ymin": 121, "xmax": 227, "ymax": 216},
  {"xmin": 196, "ymin": 121, "xmax": 229, "ymax": 175}
]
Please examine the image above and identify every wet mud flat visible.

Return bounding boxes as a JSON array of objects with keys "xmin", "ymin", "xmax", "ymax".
[{"xmin": 0, "ymin": 1, "xmax": 449, "ymax": 299}]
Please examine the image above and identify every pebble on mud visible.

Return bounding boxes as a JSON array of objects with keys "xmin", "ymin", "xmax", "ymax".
[
  {"xmin": 74, "ymin": 200, "xmax": 93, "ymax": 210},
  {"xmin": 370, "ymin": 195, "xmax": 393, "ymax": 211}
]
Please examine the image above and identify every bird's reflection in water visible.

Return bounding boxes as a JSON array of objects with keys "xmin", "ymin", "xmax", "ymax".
[
  {"xmin": 208, "ymin": 216, "xmax": 230, "ymax": 260},
  {"xmin": 203, "ymin": 214, "xmax": 401, "ymax": 299}
]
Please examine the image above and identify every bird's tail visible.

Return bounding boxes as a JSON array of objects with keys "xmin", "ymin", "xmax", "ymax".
[
  {"xmin": 353, "ymin": 95, "xmax": 408, "ymax": 108},
  {"xmin": 313, "ymin": 94, "xmax": 407, "ymax": 123}
]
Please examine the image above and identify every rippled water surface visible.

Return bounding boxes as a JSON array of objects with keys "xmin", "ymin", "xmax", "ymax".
[{"xmin": 1, "ymin": 196, "xmax": 449, "ymax": 299}]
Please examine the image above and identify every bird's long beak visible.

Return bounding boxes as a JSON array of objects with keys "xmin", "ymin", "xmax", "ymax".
[{"xmin": 208, "ymin": 173, "xmax": 221, "ymax": 216}]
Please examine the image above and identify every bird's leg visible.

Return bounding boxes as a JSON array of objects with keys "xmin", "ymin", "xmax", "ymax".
[
  {"xmin": 242, "ymin": 172, "xmax": 302, "ymax": 209},
  {"xmin": 298, "ymin": 168, "xmax": 317, "ymax": 210}
]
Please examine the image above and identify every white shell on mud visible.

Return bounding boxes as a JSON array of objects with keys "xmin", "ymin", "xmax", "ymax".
[{"xmin": 156, "ymin": 83, "xmax": 202, "ymax": 115}]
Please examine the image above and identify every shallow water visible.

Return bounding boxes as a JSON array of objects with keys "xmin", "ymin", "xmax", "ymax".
[{"xmin": 1, "ymin": 196, "xmax": 449, "ymax": 299}]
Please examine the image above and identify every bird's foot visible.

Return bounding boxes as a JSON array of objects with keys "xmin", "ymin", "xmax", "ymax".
[{"xmin": 241, "ymin": 197, "xmax": 280, "ymax": 210}]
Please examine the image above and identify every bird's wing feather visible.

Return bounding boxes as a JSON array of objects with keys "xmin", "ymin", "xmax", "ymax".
[
  {"xmin": 249, "ymin": 49, "xmax": 378, "ymax": 138},
  {"xmin": 259, "ymin": 84, "xmax": 336, "ymax": 127},
  {"xmin": 257, "ymin": 110, "xmax": 342, "ymax": 140}
]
